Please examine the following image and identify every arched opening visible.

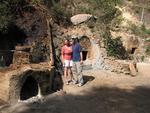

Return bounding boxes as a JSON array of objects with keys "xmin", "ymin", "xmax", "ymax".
[
  {"xmin": 131, "ymin": 48, "xmax": 137, "ymax": 54},
  {"xmin": 20, "ymin": 76, "xmax": 38, "ymax": 100},
  {"xmin": 0, "ymin": 25, "xmax": 27, "ymax": 67},
  {"xmin": 82, "ymin": 51, "xmax": 88, "ymax": 61},
  {"xmin": 79, "ymin": 36, "xmax": 91, "ymax": 61}
]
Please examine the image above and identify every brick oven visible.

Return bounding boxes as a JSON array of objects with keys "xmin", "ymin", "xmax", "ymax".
[{"xmin": 0, "ymin": 45, "xmax": 55, "ymax": 104}]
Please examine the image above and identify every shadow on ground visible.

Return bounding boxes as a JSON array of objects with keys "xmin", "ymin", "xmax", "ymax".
[
  {"xmin": 2, "ymin": 86, "xmax": 150, "ymax": 113},
  {"xmin": 83, "ymin": 75, "xmax": 95, "ymax": 84},
  {"xmin": 0, "ymin": 100, "xmax": 7, "ymax": 106}
]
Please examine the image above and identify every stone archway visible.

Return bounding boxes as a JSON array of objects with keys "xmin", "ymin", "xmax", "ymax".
[
  {"xmin": 79, "ymin": 36, "xmax": 92, "ymax": 61},
  {"xmin": 20, "ymin": 76, "xmax": 38, "ymax": 100},
  {"xmin": 8, "ymin": 68, "xmax": 54, "ymax": 103}
]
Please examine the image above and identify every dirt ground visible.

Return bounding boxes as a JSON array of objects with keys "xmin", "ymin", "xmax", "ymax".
[{"xmin": 1, "ymin": 70, "xmax": 150, "ymax": 113}]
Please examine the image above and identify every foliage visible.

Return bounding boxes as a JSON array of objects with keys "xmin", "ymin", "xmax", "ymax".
[
  {"xmin": 50, "ymin": 1, "xmax": 72, "ymax": 27},
  {"xmin": 85, "ymin": 0, "xmax": 123, "ymax": 11},
  {"xmin": 0, "ymin": 0, "xmax": 27, "ymax": 32},
  {"xmin": 141, "ymin": 24, "xmax": 150, "ymax": 35},
  {"xmin": 0, "ymin": 1, "xmax": 12, "ymax": 31},
  {"xmin": 129, "ymin": 23, "xmax": 150, "ymax": 37},
  {"xmin": 146, "ymin": 46, "xmax": 150, "ymax": 56},
  {"xmin": 103, "ymin": 31, "xmax": 128, "ymax": 59}
]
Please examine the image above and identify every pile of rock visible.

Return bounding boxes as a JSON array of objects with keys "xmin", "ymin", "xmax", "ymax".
[
  {"xmin": 12, "ymin": 46, "xmax": 31, "ymax": 68},
  {"xmin": 104, "ymin": 58, "xmax": 130, "ymax": 75}
]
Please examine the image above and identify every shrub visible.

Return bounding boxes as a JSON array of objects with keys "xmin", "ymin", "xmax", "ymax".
[
  {"xmin": 0, "ymin": 0, "xmax": 27, "ymax": 32},
  {"xmin": 103, "ymin": 31, "xmax": 128, "ymax": 59},
  {"xmin": 128, "ymin": 23, "xmax": 150, "ymax": 37},
  {"xmin": 141, "ymin": 24, "xmax": 150, "ymax": 35},
  {"xmin": 51, "ymin": 4, "xmax": 72, "ymax": 27},
  {"xmin": 146, "ymin": 46, "xmax": 150, "ymax": 56},
  {"xmin": 0, "ymin": 1, "xmax": 13, "ymax": 31}
]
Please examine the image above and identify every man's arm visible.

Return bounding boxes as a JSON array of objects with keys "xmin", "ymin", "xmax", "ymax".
[
  {"xmin": 79, "ymin": 44, "xmax": 83, "ymax": 64},
  {"xmin": 80, "ymin": 51, "xmax": 83, "ymax": 64}
]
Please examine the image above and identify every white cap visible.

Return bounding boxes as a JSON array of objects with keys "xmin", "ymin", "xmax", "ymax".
[{"xmin": 71, "ymin": 35, "xmax": 78, "ymax": 39}]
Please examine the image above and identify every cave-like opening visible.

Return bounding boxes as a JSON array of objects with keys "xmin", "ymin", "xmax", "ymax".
[
  {"xmin": 0, "ymin": 26, "xmax": 27, "ymax": 66},
  {"xmin": 131, "ymin": 48, "xmax": 137, "ymax": 54},
  {"xmin": 80, "ymin": 36, "xmax": 91, "ymax": 61},
  {"xmin": 20, "ymin": 76, "xmax": 38, "ymax": 100}
]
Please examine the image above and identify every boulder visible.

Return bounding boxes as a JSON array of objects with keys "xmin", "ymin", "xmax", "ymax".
[
  {"xmin": 129, "ymin": 62, "xmax": 137, "ymax": 76},
  {"xmin": 71, "ymin": 14, "xmax": 93, "ymax": 25}
]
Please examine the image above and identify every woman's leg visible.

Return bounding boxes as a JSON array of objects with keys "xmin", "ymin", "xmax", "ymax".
[
  {"xmin": 64, "ymin": 67, "xmax": 69, "ymax": 84},
  {"xmin": 68, "ymin": 67, "xmax": 73, "ymax": 82}
]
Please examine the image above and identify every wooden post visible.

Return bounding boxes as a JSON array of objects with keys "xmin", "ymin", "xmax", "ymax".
[{"xmin": 46, "ymin": 19, "xmax": 54, "ymax": 66}]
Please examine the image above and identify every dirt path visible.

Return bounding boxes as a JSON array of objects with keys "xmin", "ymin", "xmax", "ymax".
[{"xmin": 1, "ymin": 70, "xmax": 150, "ymax": 113}]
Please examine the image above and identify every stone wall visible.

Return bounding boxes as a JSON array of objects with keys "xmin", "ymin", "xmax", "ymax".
[
  {"xmin": 0, "ymin": 64, "xmax": 55, "ymax": 103},
  {"xmin": 104, "ymin": 58, "xmax": 130, "ymax": 75}
]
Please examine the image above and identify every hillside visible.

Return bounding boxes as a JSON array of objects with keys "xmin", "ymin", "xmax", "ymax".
[{"xmin": 0, "ymin": 0, "xmax": 150, "ymax": 112}]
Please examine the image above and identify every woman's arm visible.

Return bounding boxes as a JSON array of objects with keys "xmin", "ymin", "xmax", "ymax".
[{"xmin": 61, "ymin": 47, "xmax": 64, "ymax": 63}]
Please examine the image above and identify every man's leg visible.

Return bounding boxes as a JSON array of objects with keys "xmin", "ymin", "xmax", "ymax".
[
  {"xmin": 72, "ymin": 62, "xmax": 78, "ymax": 84},
  {"xmin": 77, "ymin": 62, "xmax": 84, "ymax": 85}
]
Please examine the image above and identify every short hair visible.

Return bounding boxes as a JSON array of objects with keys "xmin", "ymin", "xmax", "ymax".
[
  {"xmin": 74, "ymin": 38, "xmax": 79, "ymax": 43},
  {"xmin": 63, "ymin": 38, "xmax": 70, "ymax": 45}
]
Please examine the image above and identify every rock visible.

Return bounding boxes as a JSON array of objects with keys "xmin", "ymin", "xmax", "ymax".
[
  {"xmin": 129, "ymin": 62, "xmax": 137, "ymax": 76},
  {"xmin": 71, "ymin": 14, "xmax": 93, "ymax": 25},
  {"xmin": 13, "ymin": 51, "xmax": 30, "ymax": 68},
  {"xmin": 92, "ymin": 58, "xmax": 105, "ymax": 70}
]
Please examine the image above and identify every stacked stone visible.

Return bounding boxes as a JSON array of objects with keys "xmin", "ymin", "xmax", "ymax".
[
  {"xmin": 12, "ymin": 46, "xmax": 31, "ymax": 68},
  {"xmin": 0, "ymin": 73, "xmax": 9, "ymax": 102},
  {"xmin": 104, "ymin": 58, "xmax": 130, "ymax": 75}
]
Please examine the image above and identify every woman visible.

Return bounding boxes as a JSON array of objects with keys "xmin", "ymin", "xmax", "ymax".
[{"xmin": 61, "ymin": 39, "xmax": 73, "ymax": 85}]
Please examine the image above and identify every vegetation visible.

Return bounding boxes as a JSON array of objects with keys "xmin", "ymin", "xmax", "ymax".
[
  {"xmin": 0, "ymin": 1, "xmax": 12, "ymax": 31},
  {"xmin": 128, "ymin": 23, "xmax": 150, "ymax": 38},
  {"xmin": 146, "ymin": 46, "xmax": 150, "ymax": 56},
  {"xmin": 0, "ymin": 0, "xmax": 28, "ymax": 32},
  {"xmin": 0, "ymin": 0, "xmax": 149, "ymax": 59},
  {"xmin": 0, "ymin": 0, "xmax": 123, "ymax": 32},
  {"xmin": 103, "ymin": 31, "xmax": 128, "ymax": 59},
  {"xmin": 50, "ymin": 2, "xmax": 72, "ymax": 27}
]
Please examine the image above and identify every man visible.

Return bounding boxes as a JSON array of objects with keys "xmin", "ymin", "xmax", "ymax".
[{"xmin": 72, "ymin": 37, "xmax": 84, "ymax": 87}]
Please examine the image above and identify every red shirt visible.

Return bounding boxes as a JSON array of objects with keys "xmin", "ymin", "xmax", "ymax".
[{"xmin": 61, "ymin": 45, "xmax": 72, "ymax": 60}]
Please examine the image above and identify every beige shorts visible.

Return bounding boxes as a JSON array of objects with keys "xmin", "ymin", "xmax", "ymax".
[{"xmin": 63, "ymin": 60, "xmax": 73, "ymax": 67}]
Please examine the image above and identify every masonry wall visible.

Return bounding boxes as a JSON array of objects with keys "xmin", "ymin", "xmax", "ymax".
[
  {"xmin": 0, "ymin": 73, "xmax": 10, "ymax": 102},
  {"xmin": 0, "ymin": 65, "xmax": 55, "ymax": 103}
]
